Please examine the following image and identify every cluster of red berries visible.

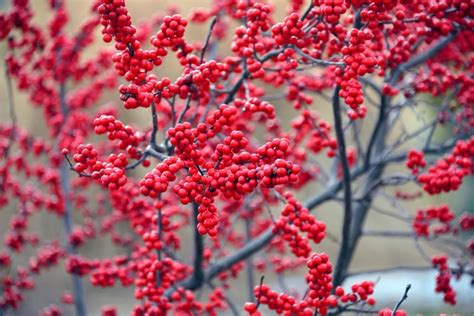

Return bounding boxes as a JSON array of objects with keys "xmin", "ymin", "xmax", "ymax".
[
  {"xmin": 71, "ymin": 144, "xmax": 99, "ymax": 173},
  {"xmin": 337, "ymin": 29, "xmax": 379, "ymax": 119},
  {"xmin": 418, "ymin": 137, "xmax": 474, "ymax": 194},
  {"xmin": 256, "ymin": 138, "xmax": 290, "ymax": 163},
  {"xmin": 273, "ymin": 192, "xmax": 326, "ymax": 257},
  {"xmin": 118, "ymin": 76, "xmax": 157, "ymax": 108},
  {"xmin": 305, "ymin": 253, "xmax": 334, "ymax": 314},
  {"xmin": 206, "ymin": 104, "xmax": 239, "ymax": 133},
  {"xmin": 93, "ymin": 114, "xmax": 140, "ymax": 157},
  {"xmin": 98, "ymin": 1, "xmax": 152, "ymax": 85},
  {"xmin": 261, "ymin": 159, "xmax": 300, "ymax": 187},
  {"xmin": 168, "ymin": 122, "xmax": 203, "ymax": 163},
  {"xmin": 334, "ymin": 281, "xmax": 376, "ymax": 305},
  {"xmin": 247, "ymin": 284, "xmax": 304, "ymax": 315},
  {"xmin": 195, "ymin": 196, "xmax": 218, "ymax": 236},
  {"xmin": 246, "ymin": 253, "xmax": 334, "ymax": 315},
  {"xmin": 140, "ymin": 157, "xmax": 184, "ymax": 198},
  {"xmin": 406, "ymin": 149, "xmax": 426, "ymax": 174},
  {"xmin": 215, "ymin": 131, "xmax": 250, "ymax": 160},
  {"xmin": 458, "ymin": 213, "xmax": 474, "ymax": 231},
  {"xmin": 101, "ymin": 158, "xmax": 127, "ymax": 191},
  {"xmin": 65, "ymin": 255, "xmax": 99, "ymax": 276},
  {"xmin": 234, "ymin": 0, "xmax": 272, "ymax": 55},
  {"xmin": 273, "ymin": 218, "xmax": 312, "ymax": 257},
  {"xmin": 174, "ymin": 60, "xmax": 229, "ymax": 98},
  {"xmin": 432, "ymin": 255, "xmax": 456, "ymax": 305},
  {"xmin": 386, "ymin": 37, "xmax": 414, "ymax": 68},
  {"xmin": 150, "ymin": 15, "xmax": 187, "ymax": 48},
  {"xmin": 98, "ymin": 0, "xmax": 136, "ymax": 47},
  {"xmin": 236, "ymin": 98, "xmax": 276, "ymax": 119},
  {"xmin": 413, "ymin": 205, "xmax": 455, "ymax": 237},
  {"xmin": 414, "ymin": 63, "xmax": 459, "ymax": 97},
  {"xmin": 134, "ymin": 257, "xmax": 186, "ymax": 304},
  {"xmin": 231, "ymin": 1, "xmax": 272, "ymax": 78},
  {"xmin": 317, "ymin": 0, "xmax": 348, "ymax": 24},
  {"xmin": 72, "ymin": 145, "xmax": 128, "ymax": 190},
  {"xmin": 171, "ymin": 287, "xmax": 229, "ymax": 315},
  {"xmin": 90, "ymin": 258, "xmax": 133, "ymax": 288},
  {"xmin": 272, "ymin": 13, "xmax": 307, "ymax": 48}
]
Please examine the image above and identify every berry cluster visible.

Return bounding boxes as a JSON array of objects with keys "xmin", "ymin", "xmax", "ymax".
[
  {"xmin": 140, "ymin": 157, "xmax": 184, "ymax": 198},
  {"xmin": 231, "ymin": 0, "xmax": 272, "ymax": 78},
  {"xmin": 318, "ymin": 0, "xmax": 348, "ymax": 24},
  {"xmin": 458, "ymin": 213, "xmax": 474, "ymax": 231},
  {"xmin": 432, "ymin": 255, "xmax": 456, "ymax": 305},
  {"xmin": 119, "ymin": 77, "xmax": 157, "ymax": 108},
  {"xmin": 72, "ymin": 145, "xmax": 128, "ymax": 190},
  {"xmin": 141, "ymin": 104, "xmax": 301, "ymax": 236},
  {"xmin": 413, "ymin": 205, "xmax": 455, "ymax": 237},
  {"xmin": 406, "ymin": 149, "xmax": 426, "ymax": 174},
  {"xmin": 150, "ymin": 15, "xmax": 187, "ymax": 48},
  {"xmin": 418, "ymin": 137, "xmax": 474, "ymax": 194},
  {"xmin": 333, "ymin": 281, "xmax": 376, "ymax": 306},
  {"xmin": 273, "ymin": 193, "xmax": 326, "ymax": 258},
  {"xmin": 93, "ymin": 114, "xmax": 140, "ymax": 157},
  {"xmin": 235, "ymin": 98, "xmax": 276, "ymax": 119},
  {"xmin": 305, "ymin": 253, "xmax": 334, "ymax": 314},
  {"xmin": 337, "ymin": 29, "xmax": 378, "ymax": 119},
  {"xmin": 247, "ymin": 253, "xmax": 334, "ymax": 315},
  {"xmin": 272, "ymin": 13, "xmax": 307, "ymax": 48}
]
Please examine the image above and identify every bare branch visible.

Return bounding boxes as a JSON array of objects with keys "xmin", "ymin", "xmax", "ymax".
[
  {"xmin": 391, "ymin": 284, "xmax": 411, "ymax": 316},
  {"xmin": 58, "ymin": 82, "xmax": 87, "ymax": 316},
  {"xmin": 363, "ymin": 230, "xmax": 414, "ymax": 238},
  {"xmin": 200, "ymin": 16, "xmax": 218, "ymax": 64},
  {"xmin": 150, "ymin": 102, "xmax": 159, "ymax": 149},
  {"xmin": 244, "ymin": 216, "xmax": 256, "ymax": 302},
  {"xmin": 293, "ymin": 47, "xmax": 345, "ymax": 67},
  {"xmin": 331, "ymin": 86, "xmax": 354, "ymax": 288}
]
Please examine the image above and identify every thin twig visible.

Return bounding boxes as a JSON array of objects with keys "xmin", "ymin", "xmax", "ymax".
[
  {"xmin": 200, "ymin": 16, "xmax": 218, "ymax": 64},
  {"xmin": 300, "ymin": 3, "xmax": 314, "ymax": 21},
  {"xmin": 293, "ymin": 46, "xmax": 345, "ymax": 67},
  {"xmin": 150, "ymin": 102, "xmax": 159, "ymax": 149},
  {"xmin": 244, "ymin": 216, "xmax": 256, "ymax": 302},
  {"xmin": 255, "ymin": 275, "xmax": 265, "ymax": 309},
  {"xmin": 391, "ymin": 284, "xmax": 411, "ymax": 315}
]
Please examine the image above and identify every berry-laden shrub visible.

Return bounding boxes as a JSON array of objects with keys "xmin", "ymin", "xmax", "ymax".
[{"xmin": 0, "ymin": 0, "xmax": 473, "ymax": 315}]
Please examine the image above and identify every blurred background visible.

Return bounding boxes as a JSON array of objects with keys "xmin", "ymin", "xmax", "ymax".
[{"xmin": 0, "ymin": 0, "xmax": 473, "ymax": 315}]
